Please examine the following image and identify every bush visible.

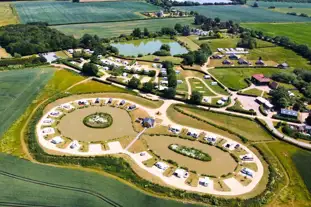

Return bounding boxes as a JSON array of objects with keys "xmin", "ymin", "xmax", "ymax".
[
  {"xmin": 169, "ymin": 144, "xmax": 212, "ymax": 161},
  {"xmin": 0, "ymin": 55, "xmax": 46, "ymax": 67},
  {"xmin": 153, "ymin": 50, "xmax": 171, "ymax": 56},
  {"xmin": 259, "ymin": 105, "xmax": 268, "ymax": 116},
  {"xmin": 272, "ymin": 114, "xmax": 301, "ymax": 123}
]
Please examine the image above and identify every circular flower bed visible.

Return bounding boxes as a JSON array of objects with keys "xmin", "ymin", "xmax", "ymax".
[
  {"xmin": 83, "ymin": 112, "xmax": 113, "ymax": 128},
  {"xmin": 168, "ymin": 144, "xmax": 211, "ymax": 162}
]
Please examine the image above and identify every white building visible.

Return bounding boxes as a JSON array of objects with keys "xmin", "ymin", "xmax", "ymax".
[
  {"xmin": 170, "ymin": 125, "xmax": 181, "ymax": 134},
  {"xmin": 42, "ymin": 127, "xmax": 55, "ymax": 135},
  {"xmin": 70, "ymin": 140, "xmax": 80, "ymax": 150}
]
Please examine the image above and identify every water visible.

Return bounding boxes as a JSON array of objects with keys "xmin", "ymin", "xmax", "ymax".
[{"xmin": 111, "ymin": 38, "xmax": 189, "ymax": 57}]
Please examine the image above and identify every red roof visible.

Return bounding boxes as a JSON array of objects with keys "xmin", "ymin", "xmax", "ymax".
[{"xmin": 252, "ymin": 74, "xmax": 271, "ymax": 83}]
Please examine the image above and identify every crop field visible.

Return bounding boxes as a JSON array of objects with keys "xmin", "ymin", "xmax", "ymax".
[
  {"xmin": 242, "ymin": 23, "xmax": 311, "ymax": 47},
  {"xmin": 0, "ymin": 2, "xmax": 19, "ymax": 26},
  {"xmin": 142, "ymin": 135, "xmax": 237, "ymax": 176},
  {"xmin": 14, "ymin": 1, "xmax": 159, "ymax": 25},
  {"xmin": 51, "ymin": 17, "xmax": 195, "ymax": 38},
  {"xmin": 209, "ymin": 67, "xmax": 278, "ymax": 90},
  {"xmin": 0, "ymin": 153, "xmax": 201, "ymax": 207},
  {"xmin": 247, "ymin": 1, "xmax": 311, "ymax": 8},
  {"xmin": 0, "ymin": 68, "xmax": 54, "ymax": 139},
  {"xmin": 175, "ymin": 5, "xmax": 311, "ymax": 22}
]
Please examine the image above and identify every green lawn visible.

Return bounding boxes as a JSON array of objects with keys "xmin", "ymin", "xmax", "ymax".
[
  {"xmin": 242, "ymin": 23, "xmax": 311, "ymax": 47},
  {"xmin": 273, "ymin": 8, "xmax": 311, "ymax": 16},
  {"xmin": 191, "ymin": 37, "xmax": 241, "ymax": 52},
  {"xmin": 138, "ymin": 55, "xmax": 183, "ymax": 64},
  {"xmin": 204, "ymin": 78, "xmax": 229, "ymax": 95},
  {"xmin": 209, "ymin": 67, "xmax": 278, "ymax": 90},
  {"xmin": 174, "ymin": 105, "xmax": 274, "ymax": 141},
  {"xmin": 0, "ymin": 67, "xmax": 54, "ymax": 139},
  {"xmin": 51, "ymin": 17, "xmax": 195, "ymax": 38},
  {"xmin": 189, "ymin": 78, "xmax": 216, "ymax": 96},
  {"xmin": 247, "ymin": 46, "xmax": 311, "ymax": 69},
  {"xmin": 0, "ymin": 153, "xmax": 202, "ymax": 207},
  {"xmin": 176, "ymin": 36, "xmax": 200, "ymax": 51},
  {"xmin": 14, "ymin": 1, "xmax": 159, "ymax": 25},
  {"xmin": 240, "ymin": 88, "xmax": 263, "ymax": 97}
]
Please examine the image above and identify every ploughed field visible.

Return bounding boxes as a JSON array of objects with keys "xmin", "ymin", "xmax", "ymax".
[
  {"xmin": 0, "ymin": 68, "xmax": 54, "ymax": 138},
  {"xmin": 14, "ymin": 1, "xmax": 159, "ymax": 25}
]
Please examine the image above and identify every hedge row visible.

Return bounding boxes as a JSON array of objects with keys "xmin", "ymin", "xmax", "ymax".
[
  {"xmin": 272, "ymin": 114, "xmax": 301, "ymax": 123},
  {"xmin": 259, "ymin": 105, "xmax": 268, "ymax": 116},
  {"xmin": 0, "ymin": 56, "xmax": 46, "ymax": 66},
  {"xmin": 24, "ymin": 93, "xmax": 279, "ymax": 207},
  {"xmin": 59, "ymin": 59, "xmax": 82, "ymax": 71},
  {"xmin": 226, "ymin": 107, "xmax": 257, "ymax": 115}
]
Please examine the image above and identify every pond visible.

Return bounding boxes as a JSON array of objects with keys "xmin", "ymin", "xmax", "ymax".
[{"xmin": 111, "ymin": 38, "xmax": 189, "ymax": 57}]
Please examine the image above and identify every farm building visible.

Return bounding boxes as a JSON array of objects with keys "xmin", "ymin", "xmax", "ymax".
[
  {"xmin": 251, "ymin": 74, "xmax": 271, "ymax": 85},
  {"xmin": 142, "ymin": 118, "xmax": 155, "ymax": 128},
  {"xmin": 255, "ymin": 97, "xmax": 274, "ymax": 109},
  {"xmin": 280, "ymin": 108, "xmax": 298, "ymax": 118}
]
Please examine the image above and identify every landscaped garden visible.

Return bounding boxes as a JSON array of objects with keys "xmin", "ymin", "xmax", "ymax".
[
  {"xmin": 83, "ymin": 112, "xmax": 113, "ymax": 128},
  {"xmin": 169, "ymin": 144, "xmax": 212, "ymax": 161}
]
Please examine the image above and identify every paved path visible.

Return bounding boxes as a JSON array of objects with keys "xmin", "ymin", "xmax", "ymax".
[
  {"xmin": 37, "ymin": 97, "xmax": 264, "ymax": 196},
  {"xmin": 125, "ymin": 128, "xmax": 146, "ymax": 151}
]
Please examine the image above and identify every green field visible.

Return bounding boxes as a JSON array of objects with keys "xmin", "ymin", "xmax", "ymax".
[
  {"xmin": 0, "ymin": 68, "xmax": 54, "ymax": 139},
  {"xmin": 175, "ymin": 5, "xmax": 311, "ymax": 23},
  {"xmin": 248, "ymin": 1, "xmax": 311, "ymax": 8},
  {"xmin": 0, "ymin": 153, "xmax": 203, "ymax": 207},
  {"xmin": 209, "ymin": 67, "xmax": 278, "ymax": 90},
  {"xmin": 242, "ymin": 23, "xmax": 311, "ymax": 46},
  {"xmin": 267, "ymin": 142, "xmax": 311, "ymax": 206},
  {"xmin": 14, "ymin": 1, "xmax": 159, "ymax": 25},
  {"xmin": 240, "ymin": 88, "xmax": 263, "ymax": 96},
  {"xmin": 171, "ymin": 104, "xmax": 274, "ymax": 141},
  {"xmin": 51, "ymin": 17, "xmax": 195, "ymax": 38}
]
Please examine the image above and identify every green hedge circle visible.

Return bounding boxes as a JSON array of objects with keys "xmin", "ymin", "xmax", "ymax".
[{"xmin": 83, "ymin": 112, "xmax": 113, "ymax": 128}]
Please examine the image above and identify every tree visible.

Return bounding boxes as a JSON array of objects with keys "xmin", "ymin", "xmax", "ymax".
[
  {"xmin": 168, "ymin": 73, "xmax": 177, "ymax": 88},
  {"xmin": 306, "ymin": 114, "xmax": 311, "ymax": 125},
  {"xmin": 182, "ymin": 25, "xmax": 191, "ymax": 36},
  {"xmin": 174, "ymin": 23, "xmax": 183, "ymax": 33},
  {"xmin": 132, "ymin": 28, "xmax": 142, "ymax": 37},
  {"xmin": 253, "ymin": 2, "xmax": 259, "ymax": 7},
  {"xmin": 143, "ymin": 28, "xmax": 150, "ymax": 36},
  {"xmin": 161, "ymin": 61, "xmax": 174, "ymax": 69},
  {"xmin": 128, "ymin": 77, "xmax": 140, "ymax": 89},
  {"xmin": 163, "ymin": 87, "xmax": 176, "ymax": 99},
  {"xmin": 160, "ymin": 44, "xmax": 170, "ymax": 51},
  {"xmin": 142, "ymin": 82, "xmax": 153, "ymax": 93},
  {"xmin": 270, "ymin": 87, "xmax": 292, "ymax": 108},
  {"xmin": 194, "ymin": 51, "xmax": 207, "ymax": 65},
  {"xmin": 293, "ymin": 99, "xmax": 304, "ymax": 111},
  {"xmin": 183, "ymin": 53, "xmax": 195, "ymax": 65},
  {"xmin": 190, "ymin": 91, "xmax": 202, "ymax": 104},
  {"xmin": 82, "ymin": 63, "xmax": 98, "ymax": 76}
]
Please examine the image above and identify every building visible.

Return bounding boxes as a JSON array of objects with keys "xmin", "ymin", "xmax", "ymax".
[
  {"xmin": 241, "ymin": 168, "xmax": 253, "ymax": 177},
  {"xmin": 155, "ymin": 162, "xmax": 168, "ymax": 171},
  {"xmin": 255, "ymin": 97, "xmax": 274, "ymax": 110},
  {"xmin": 241, "ymin": 154, "xmax": 253, "ymax": 161},
  {"xmin": 280, "ymin": 108, "xmax": 298, "ymax": 118},
  {"xmin": 277, "ymin": 62, "xmax": 289, "ymax": 69},
  {"xmin": 51, "ymin": 136, "xmax": 64, "ymax": 144},
  {"xmin": 269, "ymin": 81, "xmax": 279, "ymax": 89},
  {"xmin": 142, "ymin": 118, "xmax": 155, "ymax": 128},
  {"xmin": 251, "ymin": 74, "xmax": 271, "ymax": 85}
]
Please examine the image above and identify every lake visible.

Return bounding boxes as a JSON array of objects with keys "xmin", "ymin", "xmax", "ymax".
[{"xmin": 111, "ymin": 38, "xmax": 188, "ymax": 56}]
